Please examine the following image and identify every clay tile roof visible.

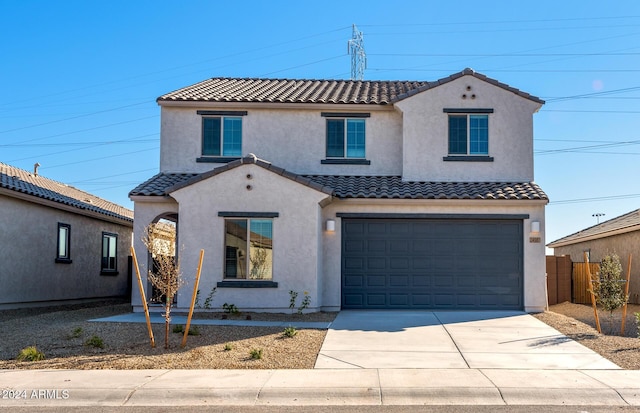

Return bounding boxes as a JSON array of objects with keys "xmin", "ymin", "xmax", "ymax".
[
  {"xmin": 302, "ymin": 176, "xmax": 548, "ymax": 201},
  {"xmin": 547, "ymin": 208, "xmax": 640, "ymax": 248},
  {"xmin": 1, "ymin": 162, "xmax": 133, "ymax": 222},
  {"xmin": 157, "ymin": 68, "xmax": 544, "ymax": 105},
  {"xmin": 130, "ymin": 168, "xmax": 548, "ymax": 202}
]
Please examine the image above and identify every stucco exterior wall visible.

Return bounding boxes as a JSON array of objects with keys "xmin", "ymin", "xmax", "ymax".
[
  {"xmin": 395, "ymin": 76, "xmax": 542, "ymax": 182},
  {"xmin": 552, "ymin": 231, "xmax": 640, "ymax": 304},
  {"xmin": 166, "ymin": 164, "xmax": 330, "ymax": 312},
  {"xmin": 159, "ymin": 106, "xmax": 403, "ymax": 176},
  {"xmin": 320, "ymin": 200, "xmax": 547, "ymax": 312},
  {"xmin": 0, "ymin": 195, "xmax": 132, "ymax": 308}
]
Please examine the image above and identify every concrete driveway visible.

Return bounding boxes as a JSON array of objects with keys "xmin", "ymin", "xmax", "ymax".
[{"xmin": 315, "ymin": 310, "xmax": 620, "ymax": 370}]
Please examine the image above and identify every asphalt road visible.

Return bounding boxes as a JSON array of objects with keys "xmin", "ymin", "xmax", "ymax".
[{"xmin": 7, "ymin": 406, "xmax": 640, "ymax": 413}]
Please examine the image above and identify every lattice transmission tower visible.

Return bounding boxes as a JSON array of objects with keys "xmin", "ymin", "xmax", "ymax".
[{"xmin": 348, "ymin": 24, "xmax": 366, "ymax": 80}]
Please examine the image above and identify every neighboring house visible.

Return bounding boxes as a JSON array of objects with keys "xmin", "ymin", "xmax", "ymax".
[
  {"xmin": 0, "ymin": 162, "xmax": 133, "ymax": 309},
  {"xmin": 130, "ymin": 68, "xmax": 548, "ymax": 312},
  {"xmin": 547, "ymin": 208, "xmax": 640, "ymax": 304}
]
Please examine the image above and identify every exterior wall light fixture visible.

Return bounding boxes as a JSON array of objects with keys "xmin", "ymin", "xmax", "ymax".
[{"xmin": 326, "ymin": 219, "xmax": 336, "ymax": 232}]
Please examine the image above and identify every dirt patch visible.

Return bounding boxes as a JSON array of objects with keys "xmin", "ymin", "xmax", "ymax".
[
  {"xmin": 0, "ymin": 299, "xmax": 334, "ymax": 370},
  {"xmin": 533, "ymin": 302, "xmax": 640, "ymax": 369}
]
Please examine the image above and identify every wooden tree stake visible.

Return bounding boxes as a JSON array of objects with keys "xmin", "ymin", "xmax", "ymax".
[
  {"xmin": 131, "ymin": 246, "xmax": 155, "ymax": 348},
  {"xmin": 620, "ymin": 254, "xmax": 633, "ymax": 336},
  {"xmin": 182, "ymin": 249, "xmax": 205, "ymax": 348},
  {"xmin": 584, "ymin": 252, "xmax": 602, "ymax": 334}
]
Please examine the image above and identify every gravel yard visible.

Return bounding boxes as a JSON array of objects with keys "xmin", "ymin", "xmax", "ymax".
[
  {"xmin": 1, "ymin": 299, "xmax": 639, "ymax": 370},
  {"xmin": 0, "ymin": 299, "xmax": 333, "ymax": 370}
]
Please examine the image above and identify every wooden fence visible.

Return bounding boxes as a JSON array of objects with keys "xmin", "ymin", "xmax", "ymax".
[
  {"xmin": 573, "ymin": 262, "xmax": 600, "ymax": 304},
  {"xmin": 546, "ymin": 255, "xmax": 572, "ymax": 305}
]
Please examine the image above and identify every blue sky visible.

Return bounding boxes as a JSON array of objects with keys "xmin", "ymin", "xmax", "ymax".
[{"xmin": 2, "ymin": 0, "xmax": 640, "ymax": 249}]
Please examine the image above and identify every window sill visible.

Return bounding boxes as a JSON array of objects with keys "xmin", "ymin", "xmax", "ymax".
[
  {"xmin": 321, "ymin": 159, "xmax": 371, "ymax": 165},
  {"xmin": 217, "ymin": 281, "xmax": 278, "ymax": 288},
  {"xmin": 55, "ymin": 258, "xmax": 72, "ymax": 264},
  {"xmin": 443, "ymin": 155, "xmax": 494, "ymax": 162},
  {"xmin": 100, "ymin": 270, "xmax": 119, "ymax": 276},
  {"xmin": 196, "ymin": 156, "xmax": 241, "ymax": 163}
]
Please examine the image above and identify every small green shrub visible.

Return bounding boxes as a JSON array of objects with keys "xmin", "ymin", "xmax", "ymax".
[
  {"xmin": 173, "ymin": 325, "xmax": 200, "ymax": 335},
  {"xmin": 195, "ymin": 287, "xmax": 217, "ymax": 310},
  {"xmin": 224, "ymin": 343, "xmax": 234, "ymax": 351},
  {"xmin": 250, "ymin": 348, "xmax": 263, "ymax": 359},
  {"xmin": 288, "ymin": 290, "xmax": 298, "ymax": 314},
  {"xmin": 283, "ymin": 326, "xmax": 297, "ymax": 338},
  {"xmin": 635, "ymin": 313, "xmax": 640, "ymax": 338},
  {"xmin": 67, "ymin": 327, "xmax": 83, "ymax": 339},
  {"xmin": 17, "ymin": 346, "xmax": 45, "ymax": 362},
  {"xmin": 223, "ymin": 303, "xmax": 239, "ymax": 314},
  {"xmin": 84, "ymin": 335, "xmax": 104, "ymax": 349}
]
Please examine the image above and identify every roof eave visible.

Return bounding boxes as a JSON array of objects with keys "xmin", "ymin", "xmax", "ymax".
[
  {"xmin": 547, "ymin": 224, "xmax": 640, "ymax": 248},
  {"xmin": 1, "ymin": 187, "xmax": 133, "ymax": 226}
]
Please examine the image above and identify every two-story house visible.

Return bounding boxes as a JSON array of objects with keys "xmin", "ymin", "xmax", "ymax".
[{"xmin": 129, "ymin": 68, "xmax": 548, "ymax": 313}]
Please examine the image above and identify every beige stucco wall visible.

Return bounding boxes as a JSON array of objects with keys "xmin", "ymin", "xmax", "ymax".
[
  {"xmin": 166, "ymin": 163, "xmax": 330, "ymax": 312},
  {"xmin": 395, "ymin": 75, "xmax": 542, "ymax": 182},
  {"xmin": 320, "ymin": 199, "xmax": 548, "ymax": 312},
  {"xmin": 159, "ymin": 106, "xmax": 403, "ymax": 176},
  {"xmin": 0, "ymin": 194, "xmax": 132, "ymax": 308},
  {"xmin": 552, "ymin": 231, "xmax": 640, "ymax": 304}
]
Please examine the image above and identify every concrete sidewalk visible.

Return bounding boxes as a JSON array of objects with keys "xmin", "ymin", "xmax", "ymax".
[
  {"xmin": 1, "ymin": 368, "xmax": 639, "ymax": 407},
  {"xmin": 316, "ymin": 310, "xmax": 620, "ymax": 369}
]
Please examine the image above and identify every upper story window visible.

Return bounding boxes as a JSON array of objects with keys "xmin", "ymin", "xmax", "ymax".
[
  {"xmin": 321, "ymin": 112, "xmax": 371, "ymax": 165},
  {"xmin": 443, "ymin": 108, "xmax": 494, "ymax": 162},
  {"xmin": 55, "ymin": 222, "xmax": 72, "ymax": 263},
  {"xmin": 197, "ymin": 110, "xmax": 247, "ymax": 162}
]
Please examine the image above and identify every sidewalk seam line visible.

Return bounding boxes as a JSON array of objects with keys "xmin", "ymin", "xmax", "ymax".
[
  {"xmin": 478, "ymin": 369, "xmax": 507, "ymax": 405},
  {"xmin": 121, "ymin": 369, "xmax": 172, "ymax": 406},
  {"xmin": 577, "ymin": 370, "xmax": 630, "ymax": 406}
]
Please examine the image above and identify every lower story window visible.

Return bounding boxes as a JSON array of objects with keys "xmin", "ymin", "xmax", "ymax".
[
  {"xmin": 101, "ymin": 232, "xmax": 118, "ymax": 272},
  {"xmin": 56, "ymin": 223, "xmax": 72, "ymax": 263},
  {"xmin": 224, "ymin": 219, "xmax": 273, "ymax": 280}
]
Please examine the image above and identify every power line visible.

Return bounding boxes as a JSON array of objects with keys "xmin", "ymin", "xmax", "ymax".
[{"xmin": 550, "ymin": 193, "xmax": 640, "ymax": 205}]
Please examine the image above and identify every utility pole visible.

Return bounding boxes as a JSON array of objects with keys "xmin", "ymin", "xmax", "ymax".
[{"xmin": 348, "ymin": 24, "xmax": 366, "ymax": 81}]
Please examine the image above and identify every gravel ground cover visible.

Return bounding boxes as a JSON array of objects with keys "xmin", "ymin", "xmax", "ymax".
[
  {"xmin": 1, "ymin": 299, "xmax": 639, "ymax": 370},
  {"xmin": 0, "ymin": 299, "xmax": 333, "ymax": 370},
  {"xmin": 533, "ymin": 302, "xmax": 640, "ymax": 370}
]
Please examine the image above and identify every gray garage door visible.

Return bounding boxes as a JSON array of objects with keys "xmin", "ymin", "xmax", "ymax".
[{"xmin": 341, "ymin": 218, "xmax": 523, "ymax": 310}]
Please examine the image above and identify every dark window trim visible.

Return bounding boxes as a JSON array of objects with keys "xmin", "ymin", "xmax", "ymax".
[
  {"xmin": 443, "ymin": 108, "xmax": 494, "ymax": 113},
  {"xmin": 196, "ymin": 156, "xmax": 241, "ymax": 163},
  {"xmin": 56, "ymin": 222, "xmax": 72, "ymax": 264},
  {"xmin": 218, "ymin": 211, "xmax": 279, "ymax": 218},
  {"xmin": 197, "ymin": 110, "xmax": 248, "ymax": 116},
  {"xmin": 217, "ymin": 281, "xmax": 278, "ymax": 288},
  {"xmin": 336, "ymin": 213, "xmax": 530, "ymax": 220},
  {"xmin": 321, "ymin": 159, "xmax": 371, "ymax": 165},
  {"xmin": 321, "ymin": 112, "xmax": 370, "ymax": 118},
  {"xmin": 443, "ymin": 155, "xmax": 494, "ymax": 162}
]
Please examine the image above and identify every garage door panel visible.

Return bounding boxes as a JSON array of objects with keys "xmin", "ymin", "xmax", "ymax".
[
  {"xmin": 412, "ymin": 274, "xmax": 431, "ymax": 287},
  {"xmin": 367, "ymin": 257, "xmax": 387, "ymax": 270},
  {"xmin": 366, "ymin": 275, "xmax": 386, "ymax": 287},
  {"xmin": 342, "ymin": 218, "xmax": 523, "ymax": 310},
  {"xmin": 367, "ymin": 239, "xmax": 387, "ymax": 252},
  {"xmin": 390, "ymin": 274, "xmax": 410, "ymax": 287},
  {"xmin": 366, "ymin": 294, "xmax": 386, "ymax": 306}
]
